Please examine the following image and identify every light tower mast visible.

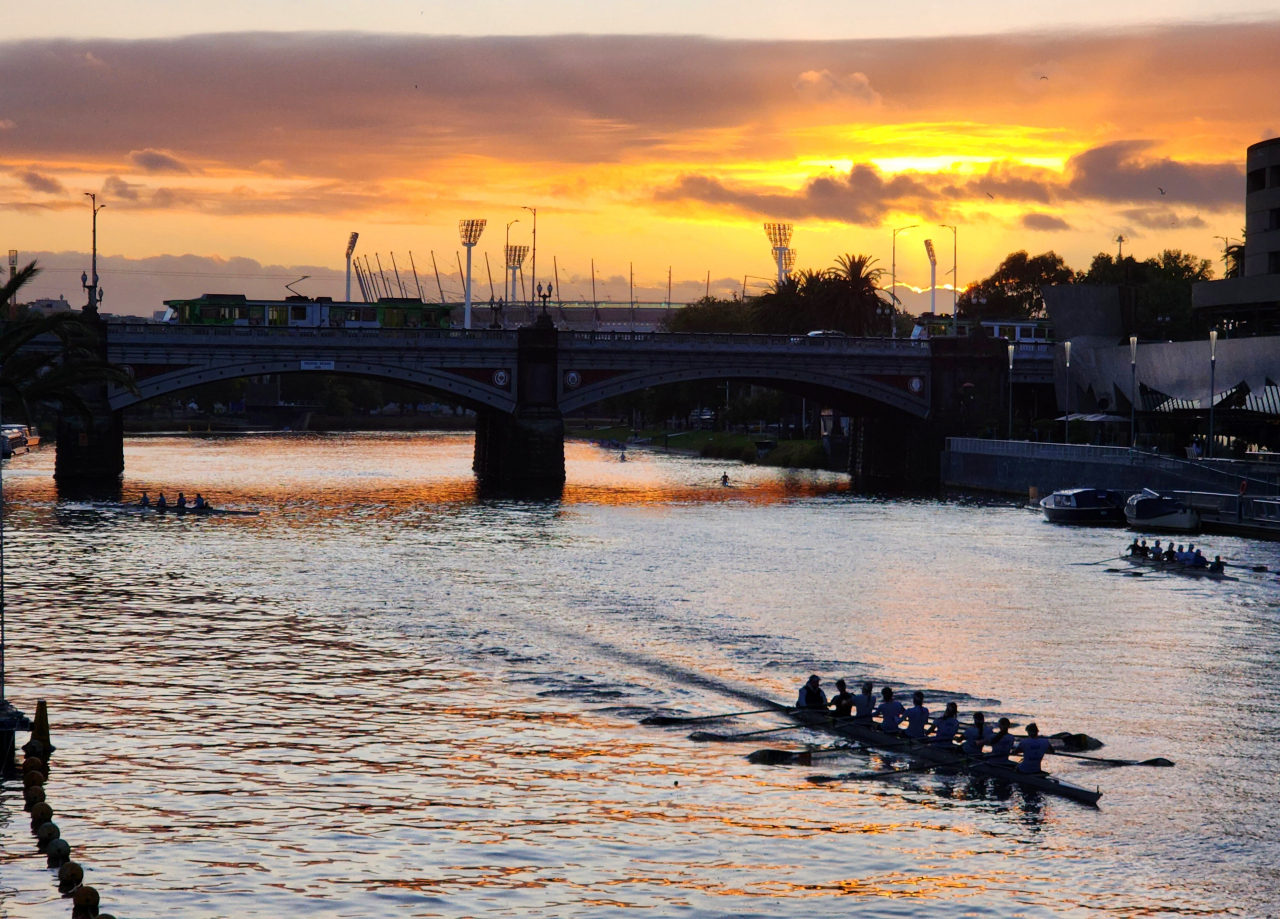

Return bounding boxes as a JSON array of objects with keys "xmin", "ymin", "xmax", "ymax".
[
  {"xmin": 459, "ymin": 219, "xmax": 487, "ymax": 330},
  {"xmin": 763, "ymin": 223, "xmax": 794, "ymax": 284},
  {"xmin": 924, "ymin": 239, "xmax": 937, "ymax": 316},
  {"xmin": 505, "ymin": 245, "xmax": 530, "ymax": 313},
  {"xmin": 344, "ymin": 232, "xmax": 359, "ymax": 302}
]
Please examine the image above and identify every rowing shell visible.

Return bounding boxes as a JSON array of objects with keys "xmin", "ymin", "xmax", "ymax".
[
  {"xmin": 93, "ymin": 503, "xmax": 260, "ymax": 517},
  {"xmin": 783, "ymin": 709, "xmax": 1102, "ymax": 806},
  {"xmin": 1122, "ymin": 556, "xmax": 1237, "ymax": 581}
]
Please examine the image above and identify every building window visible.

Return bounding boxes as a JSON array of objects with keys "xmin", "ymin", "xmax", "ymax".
[
  {"xmin": 1270, "ymin": 251, "xmax": 1280, "ymax": 275},
  {"xmin": 1271, "ymin": 165, "xmax": 1280, "ymax": 188},
  {"xmin": 1271, "ymin": 208, "xmax": 1280, "ymax": 232},
  {"xmin": 1248, "ymin": 168, "xmax": 1267, "ymax": 193}
]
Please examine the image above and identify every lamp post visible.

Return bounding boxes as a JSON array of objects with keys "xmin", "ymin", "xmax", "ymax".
[
  {"xmin": 82, "ymin": 192, "xmax": 105, "ymax": 317},
  {"xmin": 521, "ymin": 206, "xmax": 537, "ymax": 306},
  {"xmin": 504, "ymin": 219, "xmax": 519, "ymax": 301},
  {"xmin": 1129, "ymin": 335, "xmax": 1138, "ymax": 449},
  {"xmin": 1007, "ymin": 343, "xmax": 1015, "ymax": 439},
  {"xmin": 892, "ymin": 224, "xmax": 917, "ymax": 323},
  {"xmin": 1063, "ymin": 340, "xmax": 1072, "ymax": 444},
  {"xmin": 1208, "ymin": 329, "xmax": 1218, "ymax": 458},
  {"xmin": 940, "ymin": 224, "xmax": 957, "ymax": 315},
  {"xmin": 458, "ymin": 219, "xmax": 486, "ymax": 330}
]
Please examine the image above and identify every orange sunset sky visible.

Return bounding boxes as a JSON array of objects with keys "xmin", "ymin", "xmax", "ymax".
[{"xmin": 3, "ymin": 4, "xmax": 1280, "ymax": 311}]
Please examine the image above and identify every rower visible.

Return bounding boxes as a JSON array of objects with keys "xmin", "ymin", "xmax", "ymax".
[
  {"xmin": 852, "ymin": 682, "xmax": 876, "ymax": 724},
  {"xmin": 875, "ymin": 687, "xmax": 906, "ymax": 736},
  {"xmin": 619, "ymin": 451, "xmax": 627, "ymax": 463},
  {"xmin": 1151, "ymin": 539, "xmax": 1162, "ymax": 558},
  {"xmin": 721, "ymin": 472, "xmax": 730, "ymax": 487},
  {"xmin": 1175, "ymin": 543, "xmax": 1187, "ymax": 562},
  {"xmin": 1127, "ymin": 538, "xmax": 1141, "ymax": 556},
  {"xmin": 156, "ymin": 493, "xmax": 168, "ymax": 509},
  {"xmin": 987, "ymin": 717, "xmax": 1016, "ymax": 764},
  {"xmin": 1163, "ymin": 543, "xmax": 1177, "ymax": 563},
  {"xmin": 176, "ymin": 491, "xmax": 188, "ymax": 509},
  {"xmin": 139, "ymin": 492, "xmax": 151, "ymax": 508},
  {"xmin": 1139, "ymin": 539, "xmax": 1149, "ymax": 558},
  {"xmin": 1191, "ymin": 549, "xmax": 1208, "ymax": 569},
  {"xmin": 796, "ymin": 675, "xmax": 828, "ymax": 711},
  {"xmin": 961, "ymin": 712, "xmax": 992, "ymax": 754},
  {"xmin": 1209, "ymin": 555, "xmax": 1226, "ymax": 574},
  {"xmin": 193, "ymin": 493, "xmax": 207, "ymax": 510},
  {"xmin": 829, "ymin": 679, "xmax": 853, "ymax": 719},
  {"xmin": 903, "ymin": 691, "xmax": 930, "ymax": 739},
  {"xmin": 1013, "ymin": 722, "xmax": 1051, "ymax": 774},
  {"xmin": 930, "ymin": 701, "xmax": 960, "ymax": 745}
]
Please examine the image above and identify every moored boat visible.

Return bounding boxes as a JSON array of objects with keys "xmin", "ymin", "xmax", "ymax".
[
  {"xmin": 782, "ymin": 708, "xmax": 1102, "ymax": 806},
  {"xmin": 1125, "ymin": 489, "xmax": 1200, "ymax": 532},
  {"xmin": 1040, "ymin": 488, "xmax": 1129, "ymax": 525}
]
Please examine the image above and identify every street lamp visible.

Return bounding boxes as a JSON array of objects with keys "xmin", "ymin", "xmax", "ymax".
[
  {"xmin": 521, "ymin": 206, "xmax": 537, "ymax": 306},
  {"xmin": 504, "ymin": 219, "xmax": 520, "ymax": 301},
  {"xmin": 892, "ymin": 225, "xmax": 918, "ymax": 323},
  {"xmin": 1008, "ymin": 343, "xmax": 1015, "ymax": 439},
  {"xmin": 939, "ymin": 224, "xmax": 957, "ymax": 315},
  {"xmin": 82, "ymin": 192, "xmax": 105, "ymax": 317},
  {"xmin": 1063, "ymin": 340, "xmax": 1072, "ymax": 444},
  {"xmin": 1208, "ymin": 329, "xmax": 1218, "ymax": 458},
  {"xmin": 459, "ymin": 219, "xmax": 486, "ymax": 330},
  {"xmin": 1129, "ymin": 335, "xmax": 1138, "ymax": 449}
]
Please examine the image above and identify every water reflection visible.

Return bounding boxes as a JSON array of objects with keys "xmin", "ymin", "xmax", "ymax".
[{"xmin": 0, "ymin": 433, "xmax": 1275, "ymax": 918}]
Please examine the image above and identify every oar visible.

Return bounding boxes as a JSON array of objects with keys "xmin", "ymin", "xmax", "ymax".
[
  {"xmin": 642, "ymin": 707, "xmax": 791, "ymax": 726},
  {"xmin": 1071, "ymin": 555, "xmax": 1127, "ymax": 566},
  {"xmin": 1051, "ymin": 750, "xmax": 1173, "ymax": 767},
  {"xmin": 1224, "ymin": 560, "xmax": 1270, "ymax": 573},
  {"xmin": 808, "ymin": 748, "xmax": 1011, "ymax": 785},
  {"xmin": 689, "ymin": 723, "xmax": 804, "ymax": 742},
  {"xmin": 748, "ymin": 745, "xmax": 864, "ymax": 766}
]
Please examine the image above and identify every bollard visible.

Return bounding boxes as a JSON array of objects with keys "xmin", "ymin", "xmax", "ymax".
[
  {"xmin": 58, "ymin": 860, "xmax": 83, "ymax": 894},
  {"xmin": 35, "ymin": 821, "xmax": 60, "ymax": 850},
  {"xmin": 24, "ymin": 784, "xmax": 46, "ymax": 810},
  {"xmin": 29, "ymin": 801, "xmax": 53, "ymax": 828},
  {"xmin": 47, "ymin": 837, "xmax": 71, "ymax": 867},
  {"xmin": 32, "ymin": 700, "xmax": 54, "ymax": 758}
]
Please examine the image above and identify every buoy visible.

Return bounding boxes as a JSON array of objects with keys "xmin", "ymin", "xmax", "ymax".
[
  {"xmin": 58, "ymin": 860, "xmax": 83, "ymax": 893},
  {"xmin": 32, "ymin": 700, "xmax": 54, "ymax": 757},
  {"xmin": 36, "ymin": 821, "xmax": 61, "ymax": 849},
  {"xmin": 46, "ymin": 837, "xmax": 71, "ymax": 866},
  {"xmin": 29, "ymin": 802, "xmax": 52, "ymax": 827},
  {"xmin": 23, "ymin": 768, "xmax": 46, "ymax": 787},
  {"xmin": 22, "ymin": 738, "xmax": 44, "ymax": 759},
  {"xmin": 71, "ymin": 884, "xmax": 99, "ymax": 918},
  {"xmin": 22, "ymin": 755, "xmax": 46, "ymax": 776},
  {"xmin": 23, "ymin": 784, "xmax": 45, "ymax": 810}
]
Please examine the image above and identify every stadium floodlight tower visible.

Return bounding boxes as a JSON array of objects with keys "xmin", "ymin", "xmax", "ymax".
[
  {"xmin": 783, "ymin": 249, "xmax": 796, "ymax": 275},
  {"xmin": 459, "ymin": 219, "xmax": 487, "ymax": 329},
  {"xmin": 924, "ymin": 238, "xmax": 937, "ymax": 315},
  {"xmin": 505, "ymin": 244, "xmax": 530, "ymax": 310},
  {"xmin": 344, "ymin": 232, "xmax": 359, "ymax": 302},
  {"xmin": 763, "ymin": 223, "xmax": 794, "ymax": 284}
]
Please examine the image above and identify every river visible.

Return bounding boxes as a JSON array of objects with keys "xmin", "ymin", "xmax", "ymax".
[{"xmin": 1, "ymin": 432, "xmax": 1277, "ymax": 918}]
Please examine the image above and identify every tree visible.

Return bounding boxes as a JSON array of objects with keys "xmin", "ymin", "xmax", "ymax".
[
  {"xmin": 956, "ymin": 250, "xmax": 1073, "ymax": 321},
  {"xmin": 0, "ymin": 260, "xmax": 138, "ymax": 420},
  {"xmin": 1076, "ymin": 249, "xmax": 1213, "ymax": 340},
  {"xmin": 752, "ymin": 254, "xmax": 892, "ymax": 336},
  {"xmin": 664, "ymin": 295, "xmax": 755, "ymax": 333}
]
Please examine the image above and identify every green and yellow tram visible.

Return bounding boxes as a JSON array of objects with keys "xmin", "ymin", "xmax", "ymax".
[{"xmin": 162, "ymin": 294, "xmax": 454, "ymax": 329}]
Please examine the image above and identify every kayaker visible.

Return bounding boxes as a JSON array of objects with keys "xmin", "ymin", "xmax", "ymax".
[
  {"xmin": 139, "ymin": 492, "xmax": 151, "ymax": 508},
  {"xmin": 1209, "ymin": 555, "xmax": 1226, "ymax": 574},
  {"xmin": 987, "ymin": 717, "xmax": 1016, "ymax": 764},
  {"xmin": 1014, "ymin": 722, "xmax": 1051, "ymax": 774},
  {"xmin": 156, "ymin": 493, "xmax": 168, "ymax": 510},
  {"xmin": 176, "ymin": 492, "xmax": 188, "ymax": 509},
  {"xmin": 852, "ymin": 682, "xmax": 876, "ymax": 724},
  {"xmin": 796, "ymin": 675, "xmax": 827, "ymax": 710},
  {"xmin": 721, "ymin": 472, "xmax": 730, "ymax": 487},
  {"xmin": 930, "ymin": 701, "xmax": 961, "ymax": 745},
  {"xmin": 961, "ymin": 712, "xmax": 993, "ymax": 754},
  {"xmin": 829, "ymin": 679, "xmax": 854, "ymax": 718},
  {"xmin": 903, "ymin": 691, "xmax": 930, "ymax": 739},
  {"xmin": 875, "ymin": 687, "xmax": 906, "ymax": 736}
]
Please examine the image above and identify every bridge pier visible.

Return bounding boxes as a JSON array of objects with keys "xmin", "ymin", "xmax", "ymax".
[
  {"xmin": 473, "ymin": 318, "xmax": 565, "ymax": 494},
  {"xmin": 53, "ymin": 396, "xmax": 125, "ymax": 492}
]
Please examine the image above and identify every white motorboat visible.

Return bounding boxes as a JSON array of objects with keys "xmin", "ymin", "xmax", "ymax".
[{"xmin": 1125, "ymin": 488, "xmax": 1200, "ymax": 532}]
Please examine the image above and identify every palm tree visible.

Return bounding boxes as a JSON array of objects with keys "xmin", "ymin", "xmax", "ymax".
[
  {"xmin": 0, "ymin": 259, "xmax": 138, "ymax": 421},
  {"xmin": 831, "ymin": 254, "xmax": 892, "ymax": 335},
  {"xmin": 753, "ymin": 254, "xmax": 893, "ymax": 336}
]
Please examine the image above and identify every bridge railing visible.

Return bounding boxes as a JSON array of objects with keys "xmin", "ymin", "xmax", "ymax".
[
  {"xmin": 109, "ymin": 323, "xmax": 520, "ymax": 343},
  {"xmin": 560, "ymin": 330, "xmax": 932, "ymax": 354}
]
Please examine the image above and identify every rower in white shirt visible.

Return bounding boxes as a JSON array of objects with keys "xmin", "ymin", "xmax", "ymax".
[
  {"xmin": 903, "ymin": 691, "xmax": 931, "ymax": 739},
  {"xmin": 852, "ymin": 682, "xmax": 877, "ymax": 724},
  {"xmin": 930, "ymin": 701, "xmax": 961, "ymax": 745},
  {"xmin": 1013, "ymin": 723, "xmax": 1052, "ymax": 774},
  {"xmin": 875, "ymin": 687, "xmax": 907, "ymax": 736}
]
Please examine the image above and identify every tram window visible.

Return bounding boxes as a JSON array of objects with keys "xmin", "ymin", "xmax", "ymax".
[
  {"xmin": 248, "ymin": 306, "xmax": 265, "ymax": 322},
  {"xmin": 360, "ymin": 308, "xmax": 377, "ymax": 322},
  {"xmin": 383, "ymin": 308, "xmax": 404, "ymax": 328},
  {"xmin": 268, "ymin": 306, "xmax": 288, "ymax": 326},
  {"xmin": 291, "ymin": 305, "xmax": 309, "ymax": 321},
  {"xmin": 406, "ymin": 312, "xmax": 421, "ymax": 328}
]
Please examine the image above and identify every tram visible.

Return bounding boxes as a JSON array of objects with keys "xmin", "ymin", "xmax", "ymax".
[{"xmin": 161, "ymin": 294, "xmax": 454, "ymax": 329}]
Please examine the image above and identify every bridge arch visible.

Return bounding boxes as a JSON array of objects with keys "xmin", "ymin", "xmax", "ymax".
[
  {"xmin": 558, "ymin": 364, "xmax": 930, "ymax": 418},
  {"xmin": 109, "ymin": 358, "xmax": 517, "ymax": 414}
]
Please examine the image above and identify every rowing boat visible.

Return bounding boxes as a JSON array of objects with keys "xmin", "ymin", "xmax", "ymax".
[
  {"xmin": 783, "ymin": 708, "xmax": 1102, "ymax": 806},
  {"xmin": 93, "ymin": 502, "xmax": 260, "ymax": 517},
  {"xmin": 1122, "ymin": 556, "xmax": 1237, "ymax": 581}
]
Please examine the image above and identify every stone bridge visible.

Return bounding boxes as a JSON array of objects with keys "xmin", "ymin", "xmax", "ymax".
[{"xmin": 50, "ymin": 319, "xmax": 1011, "ymax": 491}]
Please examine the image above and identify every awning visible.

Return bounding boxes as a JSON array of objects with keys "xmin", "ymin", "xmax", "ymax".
[{"xmin": 1054, "ymin": 413, "xmax": 1130, "ymax": 423}]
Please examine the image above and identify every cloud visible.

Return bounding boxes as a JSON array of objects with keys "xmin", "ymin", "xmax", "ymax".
[
  {"xmin": 19, "ymin": 170, "xmax": 64, "ymax": 194},
  {"xmin": 0, "ymin": 119, "xmax": 14, "ymax": 130},
  {"xmin": 793, "ymin": 70, "xmax": 881, "ymax": 106},
  {"xmin": 103, "ymin": 175, "xmax": 141, "ymax": 200},
  {"xmin": 129, "ymin": 149, "xmax": 192, "ymax": 174},
  {"xmin": 1118, "ymin": 207, "xmax": 1206, "ymax": 229},
  {"xmin": 1021, "ymin": 213, "xmax": 1070, "ymax": 231},
  {"xmin": 1067, "ymin": 141, "xmax": 1240, "ymax": 209}
]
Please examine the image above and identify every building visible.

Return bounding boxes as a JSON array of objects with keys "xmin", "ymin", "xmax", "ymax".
[
  {"xmin": 24, "ymin": 295, "xmax": 74, "ymax": 316},
  {"xmin": 1192, "ymin": 136, "xmax": 1280, "ymax": 335}
]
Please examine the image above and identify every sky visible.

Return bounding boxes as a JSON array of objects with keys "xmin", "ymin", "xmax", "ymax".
[{"xmin": 3, "ymin": 3, "xmax": 1279, "ymax": 314}]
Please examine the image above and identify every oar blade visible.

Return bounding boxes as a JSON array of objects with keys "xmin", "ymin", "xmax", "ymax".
[
  {"xmin": 1140, "ymin": 757, "xmax": 1175, "ymax": 767},
  {"xmin": 688, "ymin": 731, "xmax": 731, "ymax": 742}
]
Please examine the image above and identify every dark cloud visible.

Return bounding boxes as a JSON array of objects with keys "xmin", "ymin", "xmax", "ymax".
[
  {"xmin": 103, "ymin": 175, "xmax": 141, "ymax": 200},
  {"xmin": 129, "ymin": 149, "xmax": 192, "ymax": 174},
  {"xmin": 19, "ymin": 170, "xmax": 64, "ymax": 194},
  {"xmin": 1021, "ymin": 213, "xmax": 1071, "ymax": 231},
  {"xmin": 1066, "ymin": 141, "xmax": 1240, "ymax": 209},
  {"xmin": 1119, "ymin": 207, "xmax": 1207, "ymax": 229}
]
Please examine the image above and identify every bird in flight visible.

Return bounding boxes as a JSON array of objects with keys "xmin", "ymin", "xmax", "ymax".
[
  {"xmin": 1158, "ymin": 187, "xmax": 1166, "ymax": 195},
  {"xmin": 1040, "ymin": 75, "xmax": 1049, "ymax": 80},
  {"xmin": 986, "ymin": 192, "xmax": 995, "ymax": 199}
]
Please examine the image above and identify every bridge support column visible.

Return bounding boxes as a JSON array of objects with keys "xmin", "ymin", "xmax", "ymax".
[
  {"xmin": 473, "ymin": 317, "xmax": 565, "ymax": 493},
  {"xmin": 54, "ymin": 395, "xmax": 124, "ymax": 492}
]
